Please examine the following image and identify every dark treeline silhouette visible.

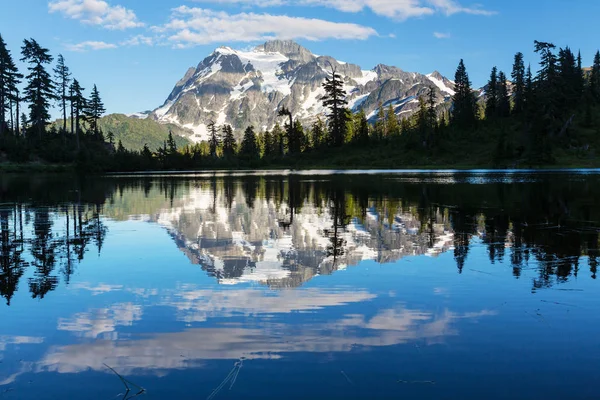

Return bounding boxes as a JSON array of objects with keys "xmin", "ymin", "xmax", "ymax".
[
  {"xmin": 1, "ymin": 172, "xmax": 599, "ymax": 303},
  {"xmin": 2, "ymin": 34, "xmax": 600, "ymax": 171},
  {"xmin": 0, "ymin": 34, "xmax": 110, "ymax": 169}
]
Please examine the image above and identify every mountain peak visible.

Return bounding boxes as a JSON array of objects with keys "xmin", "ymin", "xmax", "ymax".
[{"xmin": 255, "ymin": 40, "xmax": 314, "ymax": 62}]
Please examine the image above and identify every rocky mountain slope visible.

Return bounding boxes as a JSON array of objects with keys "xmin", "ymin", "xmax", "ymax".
[{"xmin": 147, "ymin": 40, "xmax": 456, "ymax": 143}]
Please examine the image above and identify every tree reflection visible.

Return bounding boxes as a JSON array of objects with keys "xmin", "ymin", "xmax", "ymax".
[{"xmin": 1, "ymin": 172, "xmax": 600, "ymax": 303}]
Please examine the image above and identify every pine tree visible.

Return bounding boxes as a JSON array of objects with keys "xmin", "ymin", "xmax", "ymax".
[
  {"xmin": 534, "ymin": 41, "xmax": 557, "ymax": 84},
  {"xmin": 485, "ymin": 66, "xmax": 498, "ymax": 119},
  {"xmin": 20, "ymin": 38, "xmax": 56, "ymax": 139},
  {"xmin": 221, "ymin": 124, "xmax": 236, "ymax": 158},
  {"xmin": 311, "ymin": 117, "xmax": 326, "ymax": 149},
  {"xmin": 385, "ymin": 104, "xmax": 399, "ymax": 137},
  {"xmin": 240, "ymin": 126, "xmax": 258, "ymax": 157},
  {"xmin": 375, "ymin": 103, "xmax": 386, "ymax": 140},
  {"xmin": 416, "ymin": 96, "xmax": 428, "ymax": 146},
  {"xmin": 524, "ymin": 64, "xmax": 534, "ymax": 111},
  {"xmin": 20, "ymin": 112, "xmax": 27, "ymax": 134},
  {"xmin": 69, "ymin": 79, "xmax": 86, "ymax": 150},
  {"xmin": 0, "ymin": 34, "xmax": 22, "ymax": 137},
  {"xmin": 451, "ymin": 59, "xmax": 477, "ymax": 128},
  {"xmin": 426, "ymin": 87, "xmax": 438, "ymax": 144},
  {"xmin": 53, "ymin": 54, "xmax": 71, "ymax": 137},
  {"xmin": 85, "ymin": 84, "xmax": 105, "ymax": 138},
  {"xmin": 322, "ymin": 66, "xmax": 348, "ymax": 146},
  {"xmin": 289, "ymin": 120, "xmax": 304, "ymax": 154},
  {"xmin": 354, "ymin": 109, "xmax": 369, "ymax": 144},
  {"xmin": 497, "ymin": 71, "xmax": 511, "ymax": 117},
  {"xmin": 263, "ymin": 129, "xmax": 273, "ymax": 155},
  {"xmin": 167, "ymin": 131, "xmax": 177, "ymax": 154},
  {"xmin": 576, "ymin": 50, "xmax": 584, "ymax": 96},
  {"xmin": 511, "ymin": 52, "xmax": 526, "ymax": 114},
  {"xmin": 272, "ymin": 123, "xmax": 285, "ymax": 156},
  {"xmin": 590, "ymin": 51, "xmax": 600, "ymax": 102},
  {"xmin": 207, "ymin": 120, "xmax": 220, "ymax": 158}
]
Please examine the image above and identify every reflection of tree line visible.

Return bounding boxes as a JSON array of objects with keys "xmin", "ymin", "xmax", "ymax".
[
  {"xmin": 1, "ymin": 173, "xmax": 599, "ymax": 303},
  {"xmin": 1, "ymin": 175, "xmax": 109, "ymax": 304},
  {"xmin": 148, "ymin": 174, "xmax": 600, "ymax": 290}
]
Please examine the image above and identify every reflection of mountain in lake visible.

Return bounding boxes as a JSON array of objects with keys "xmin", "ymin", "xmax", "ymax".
[
  {"xmin": 2, "ymin": 172, "xmax": 600, "ymax": 304},
  {"xmin": 153, "ymin": 186, "xmax": 454, "ymax": 288}
]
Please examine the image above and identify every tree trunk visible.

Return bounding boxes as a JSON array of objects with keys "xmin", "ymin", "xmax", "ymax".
[
  {"xmin": 75, "ymin": 108, "xmax": 80, "ymax": 151},
  {"xmin": 9, "ymin": 98, "xmax": 14, "ymax": 134},
  {"xmin": 62, "ymin": 93, "xmax": 67, "ymax": 142},
  {"xmin": 15, "ymin": 93, "xmax": 19, "ymax": 137},
  {"xmin": 70, "ymin": 97, "xmax": 74, "ymax": 136}
]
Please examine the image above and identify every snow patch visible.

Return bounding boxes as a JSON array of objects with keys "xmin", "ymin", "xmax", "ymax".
[
  {"xmin": 354, "ymin": 70, "xmax": 378, "ymax": 86},
  {"xmin": 426, "ymin": 73, "xmax": 455, "ymax": 96}
]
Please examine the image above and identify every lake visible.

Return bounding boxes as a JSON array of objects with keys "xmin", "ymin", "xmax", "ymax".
[{"xmin": 1, "ymin": 170, "xmax": 599, "ymax": 400}]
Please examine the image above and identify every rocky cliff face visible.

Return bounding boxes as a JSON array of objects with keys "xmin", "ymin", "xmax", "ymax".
[{"xmin": 149, "ymin": 40, "xmax": 456, "ymax": 142}]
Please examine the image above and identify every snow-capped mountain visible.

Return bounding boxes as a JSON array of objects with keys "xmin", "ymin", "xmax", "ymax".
[{"xmin": 149, "ymin": 40, "xmax": 456, "ymax": 143}]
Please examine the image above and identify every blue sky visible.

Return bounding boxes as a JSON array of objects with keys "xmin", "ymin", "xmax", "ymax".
[{"xmin": 2, "ymin": 0, "xmax": 600, "ymax": 116}]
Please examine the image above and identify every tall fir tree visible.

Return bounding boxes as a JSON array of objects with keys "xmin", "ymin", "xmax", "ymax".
[
  {"xmin": 311, "ymin": 117, "xmax": 326, "ymax": 149},
  {"xmin": 272, "ymin": 123, "xmax": 285, "ymax": 156},
  {"xmin": 20, "ymin": 38, "xmax": 56, "ymax": 139},
  {"xmin": 511, "ymin": 52, "xmax": 526, "ymax": 115},
  {"xmin": 321, "ymin": 66, "xmax": 348, "ymax": 146},
  {"xmin": 451, "ymin": 59, "xmax": 477, "ymax": 128},
  {"xmin": 590, "ymin": 50, "xmax": 600, "ymax": 102},
  {"xmin": 385, "ymin": 104, "xmax": 399, "ymax": 137},
  {"xmin": 0, "ymin": 34, "xmax": 22, "ymax": 137},
  {"xmin": 497, "ymin": 71, "xmax": 511, "ymax": 117},
  {"xmin": 69, "ymin": 79, "xmax": 86, "ymax": 150},
  {"xmin": 354, "ymin": 109, "xmax": 369, "ymax": 144},
  {"xmin": 374, "ymin": 103, "xmax": 386, "ymax": 140},
  {"xmin": 426, "ymin": 87, "xmax": 438, "ymax": 146},
  {"xmin": 85, "ymin": 84, "xmax": 105, "ymax": 138},
  {"xmin": 524, "ymin": 64, "xmax": 534, "ymax": 111},
  {"xmin": 221, "ymin": 124, "xmax": 236, "ymax": 158},
  {"xmin": 53, "ymin": 54, "xmax": 71, "ymax": 137},
  {"xmin": 207, "ymin": 120, "xmax": 220, "ymax": 158},
  {"xmin": 240, "ymin": 125, "xmax": 258, "ymax": 157},
  {"xmin": 485, "ymin": 66, "xmax": 499, "ymax": 119}
]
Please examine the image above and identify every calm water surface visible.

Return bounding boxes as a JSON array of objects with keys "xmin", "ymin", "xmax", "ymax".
[{"xmin": 1, "ymin": 171, "xmax": 599, "ymax": 399}]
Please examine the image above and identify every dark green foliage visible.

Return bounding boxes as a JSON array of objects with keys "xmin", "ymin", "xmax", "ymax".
[
  {"xmin": 590, "ymin": 51, "xmax": 600, "ymax": 102},
  {"xmin": 322, "ymin": 67, "xmax": 348, "ymax": 146},
  {"xmin": 0, "ymin": 34, "xmax": 22, "ymax": 137},
  {"xmin": 21, "ymin": 38, "xmax": 56, "ymax": 138},
  {"xmin": 222, "ymin": 124, "xmax": 236, "ymax": 158},
  {"xmin": 208, "ymin": 120, "xmax": 220, "ymax": 158},
  {"xmin": 53, "ymin": 54, "xmax": 71, "ymax": 135},
  {"xmin": 485, "ymin": 66, "xmax": 498, "ymax": 119},
  {"xmin": 511, "ymin": 52, "xmax": 526, "ymax": 114},
  {"xmin": 497, "ymin": 71, "xmax": 510, "ymax": 118},
  {"xmin": 451, "ymin": 59, "xmax": 477, "ymax": 129},
  {"xmin": 240, "ymin": 126, "xmax": 258, "ymax": 157},
  {"xmin": 85, "ymin": 84, "xmax": 105, "ymax": 138},
  {"xmin": 353, "ymin": 110, "xmax": 369, "ymax": 145}
]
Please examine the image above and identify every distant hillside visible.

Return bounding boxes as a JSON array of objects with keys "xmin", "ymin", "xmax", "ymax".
[{"xmin": 99, "ymin": 114, "xmax": 190, "ymax": 151}]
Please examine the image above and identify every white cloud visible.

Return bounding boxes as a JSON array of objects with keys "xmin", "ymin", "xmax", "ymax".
[
  {"xmin": 428, "ymin": 0, "xmax": 496, "ymax": 16},
  {"xmin": 48, "ymin": 0, "xmax": 144, "ymax": 30},
  {"xmin": 65, "ymin": 41, "xmax": 118, "ymax": 52},
  {"xmin": 188, "ymin": 0, "xmax": 496, "ymax": 20},
  {"xmin": 161, "ymin": 6, "xmax": 378, "ymax": 47},
  {"xmin": 433, "ymin": 31, "xmax": 451, "ymax": 39}
]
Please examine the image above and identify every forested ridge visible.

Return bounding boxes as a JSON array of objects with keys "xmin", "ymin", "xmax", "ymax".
[{"xmin": 1, "ymin": 34, "xmax": 599, "ymax": 171}]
